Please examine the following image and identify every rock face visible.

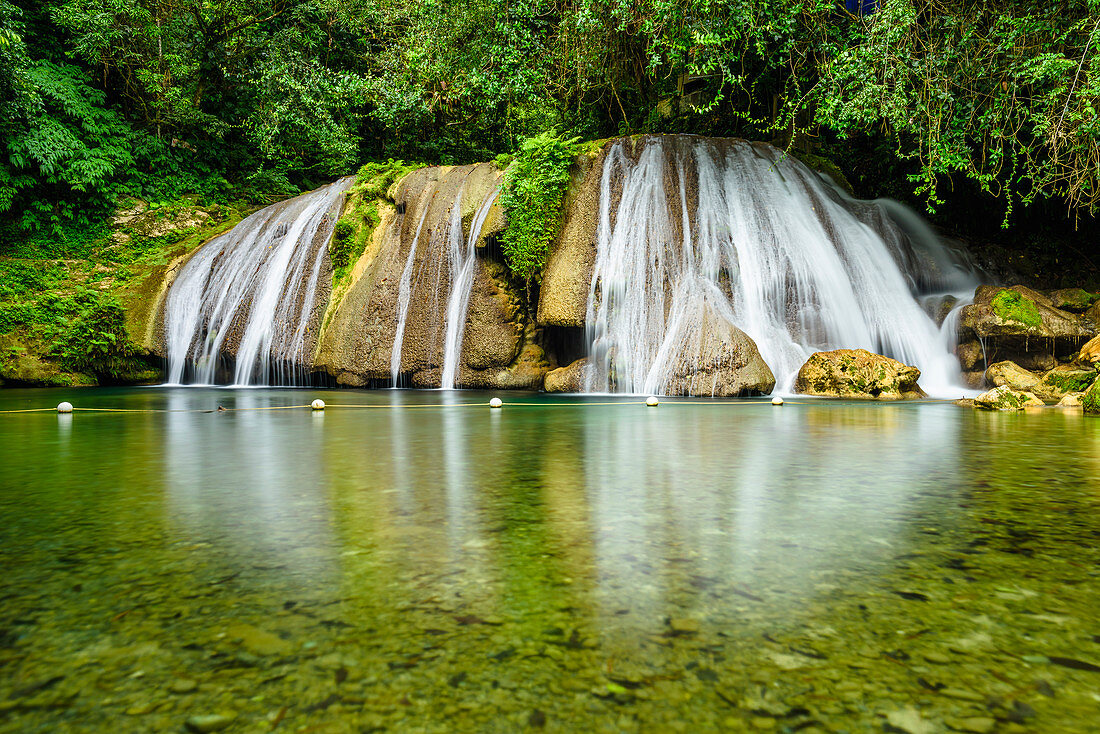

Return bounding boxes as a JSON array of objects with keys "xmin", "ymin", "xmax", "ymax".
[
  {"xmin": 983, "ymin": 360, "xmax": 1095, "ymax": 402},
  {"xmin": 314, "ymin": 164, "xmax": 549, "ymax": 389},
  {"xmin": 659, "ymin": 301, "xmax": 776, "ymax": 397},
  {"xmin": 544, "ymin": 358, "xmax": 590, "ymax": 393},
  {"xmin": 956, "ymin": 285, "xmax": 1096, "ymax": 373},
  {"xmin": 973, "ymin": 385, "xmax": 1044, "ymax": 411},
  {"xmin": 794, "ymin": 349, "xmax": 924, "ymax": 400}
]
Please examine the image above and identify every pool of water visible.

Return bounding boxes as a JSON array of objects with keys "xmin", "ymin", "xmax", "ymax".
[{"xmin": 1, "ymin": 388, "xmax": 1098, "ymax": 733}]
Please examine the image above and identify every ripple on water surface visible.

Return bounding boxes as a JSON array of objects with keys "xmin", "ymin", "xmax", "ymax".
[{"xmin": 1, "ymin": 388, "xmax": 1098, "ymax": 732}]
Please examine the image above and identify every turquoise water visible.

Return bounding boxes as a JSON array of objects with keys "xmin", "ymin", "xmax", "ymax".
[{"xmin": 1, "ymin": 388, "xmax": 1099, "ymax": 732}]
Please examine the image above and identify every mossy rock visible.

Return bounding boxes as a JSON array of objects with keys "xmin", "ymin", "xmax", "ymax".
[
  {"xmin": 1042, "ymin": 367, "xmax": 1097, "ymax": 395},
  {"xmin": 990, "ymin": 289, "xmax": 1042, "ymax": 329},
  {"xmin": 973, "ymin": 385, "xmax": 1045, "ymax": 411},
  {"xmin": 1048, "ymin": 288, "xmax": 1098, "ymax": 313},
  {"xmin": 1083, "ymin": 376, "xmax": 1100, "ymax": 414}
]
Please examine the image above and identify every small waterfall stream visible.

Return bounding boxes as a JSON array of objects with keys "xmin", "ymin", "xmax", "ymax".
[
  {"xmin": 164, "ymin": 177, "xmax": 353, "ymax": 385},
  {"xmin": 585, "ymin": 138, "xmax": 979, "ymax": 396},
  {"xmin": 440, "ymin": 188, "xmax": 500, "ymax": 388}
]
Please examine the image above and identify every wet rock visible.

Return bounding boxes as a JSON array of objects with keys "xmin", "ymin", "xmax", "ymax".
[
  {"xmin": 168, "ymin": 678, "xmax": 198, "ymax": 694},
  {"xmin": 1048, "ymin": 288, "xmax": 1097, "ymax": 313},
  {"xmin": 972, "ymin": 386, "xmax": 1044, "ymax": 411},
  {"xmin": 224, "ymin": 624, "xmax": 291, "ymax": 656},
  {"xmin": 544, "ymin": 358, "xmax": 590, "ymax": 393},
  {"xmin": 945, "ymin": 716, "xmax": 996, "ymax": 733},
  {"xmin": 668, "ymin": 618, "xmax": 700, "ymax": 635},
  {"xmin": 984, "ymin": 361, "xmax": 1046, "ymax": 398},
  {"xmin": 659, "ymin": 298, "xmax": 776, "ymax": 397},
  {"xmin": 184, "ymin": 713, "xmax": 236, "ymax": 732},
  {"xmin": 794, "ymin": 349, "xmax": 923, "ymax": 400},
  {"xmin": 1083, "ymin": 376, "xmax": 1100, "ymax": 414},
  {"xmin": 957, "ymin": 285, "xmax": 1094, "ymax": 371},
  {"xmin": 884, "ymin": 706, "xmax": 935, "ymax": 734},
  {"xmin": 1077, "ymin": 335, "xmax": 1100, "ymax": 365},
  {"xmin": 1041, "ymin": 364, "xmax": 1097, "ymax": 396}
]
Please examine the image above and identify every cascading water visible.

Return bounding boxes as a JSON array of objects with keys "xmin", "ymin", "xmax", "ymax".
[
  {"xmin": 164, "ymin": 177, "xmax": 353, "ymax": 385},
  {"xmin": 440, "ymin": 188, "xmax": 500, "ymax": 388},
  {"xmin": 390, "ymin": 203, "xmax": 433, "ymax": 386},
  {"xmin": 585, "ymin": 137, "xmax": 979, "ymax": 396}
]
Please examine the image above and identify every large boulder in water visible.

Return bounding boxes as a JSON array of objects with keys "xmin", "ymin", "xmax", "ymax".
[
  {"xmin": 544, "ymin": 358, "xmax": 590, "ymax": 393},
  {"xmin": 794, "ymin": 349, "xmax": 924, "ymax": 400},
  {"xmin": 973, "ymin": 385, "xmax": 1044, "ymax": 411},
  {"xmin": 658, "ymin": 304, "xmax": 775, "ymax": 397},
  {"xmin": 957, "ymin": 285, "xmax": 1095, "ymax": 371},
  {"xmin": 1083, "ymin": 376, "xmax": 1100, "ymax": 414}
]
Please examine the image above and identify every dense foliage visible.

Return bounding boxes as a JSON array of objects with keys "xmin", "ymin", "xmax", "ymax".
[
  {"xmin": 1, "ymin": 0, "xmax": 1097, "ymax": 235},
  {"xmin": 499, "ymin": 133, "xmax": 580, "ymax": 281}
]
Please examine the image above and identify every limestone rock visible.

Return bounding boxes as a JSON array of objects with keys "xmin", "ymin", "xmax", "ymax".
[
  {"xmin": 973, "ymin": 385, "xmax": 1044, "ymax": 411},
  {"xmin": 1048, "ymin": 288, "xmax": 1097, "ymax": 313},
  {"xmin": 1041, "ymin": 364, "xmax": 1097, "ymax": 397},
  {"xmin": 985, "ymin": 361, "xmax": 1043, "ymax": 396},
  {"xmin": 956, "ymin": 285, "xmax": 1094, "ymax": 372},
  {"xmin": 537, "ymin": 152, "xmax": 603, "ymax": 327},
  {"xmin": 544, "ymin": 358, "xmax": 590, "ymax": 393},
  {"xmin": 1056, "ymin": 393, "xmax": 1083, "ymax": 408},
  {"xmin": 659, "ymin": 300, "xmax": 775, "ymax": 397},
  {"xmin": 1078, "ymin": 335, "xmax": 1100, "ymax": 366},
  {"xmin": 794, "ymin": 349, "xmax": 923, "ymax": 400}
]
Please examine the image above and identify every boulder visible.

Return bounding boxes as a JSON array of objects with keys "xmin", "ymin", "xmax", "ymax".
[
  {"xmin": 1056, "ymin": 393, "xmax": 1083, "ymax": 408},
  {"xmin": 1078, "ymin": 335, "xmax": 1100, "ymax": 366},
  {"xmin": 973, "ymin": 385, "xmax": 1044, "ymax": 411},
  {"xmin": 544, "ymin": 358, "xmax": 590, "ymax": 393},
  {"xmin": 1084, "ymin": 376, "xmax": 1100, "ymax": 414},
  {"xmin": 1041, "ymin": 364, "xmax": 1097, "ymax": 397},
  {"xmin": 956, "ymin": 285, "xmax": 1095, "ymax": 372},
  {"xmin": 1048, "ymin": 288, "xmax": 1098, "ymax": 313},
  {"xmin": 985, "ymin": 361, "xmax": 1044, "ymax": 396},
  {"xmin": 794, "ymin": 349, "xmax": 924, "ymax": 400},
  {"xmin": 659, "ymin": 300, "xmax": 776, "ymax": 397}
]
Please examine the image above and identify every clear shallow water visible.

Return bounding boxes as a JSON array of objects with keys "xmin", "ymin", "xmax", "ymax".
[{"xmin": 1, "ymin": 389, "xmax": 1098, "ymax": 733}]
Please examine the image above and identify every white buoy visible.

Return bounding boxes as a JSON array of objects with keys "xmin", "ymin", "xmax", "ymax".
[
  {"xmin": 771, "ymin": 396, "xmax": 784, "ymax": 406},
  {"xmin": 311, "ymin": 399, "xmax": 326, "ymax": 410},
  {"xmin": 646, "ymin": 396, "xmax": 659, "ymax": 407},
  {"xmin": 57, "ymin": 402, "xmax": 73, "ymax": 414},
  {"xmin": 489, "ymin": 397, "xmax": 503, "ymax": 409}
]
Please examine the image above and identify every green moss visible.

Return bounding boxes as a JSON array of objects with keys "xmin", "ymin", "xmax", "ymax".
[
  {"xmin": 1083, "ymin": 377, "xmax": 1100, "ymax": 414},
  {"xmin": 352, "ymin": 159, "xmax": 422, "ymax": 201},
  {"xmin": 500, "ymin": 132, "xmax": 582, "ymax": 281},
  {"xmin": 991, "ymin": 289, "xmax": 1042, "ymax": 328},
  {"xmin": 791, "ymin": 150, "xmax": 855, "ymax": 196},
  {"xmin": 1043, "ymin": 369, "xmax": 1096, "ymax": 394}
]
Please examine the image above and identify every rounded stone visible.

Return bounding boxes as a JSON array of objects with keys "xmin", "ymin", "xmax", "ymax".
[
  {"xmin": 646, "ymin": 396, "xmax": 659, "ymax": 407},
  {"xmin": 771, "ymin": 396, "xmax": 783, "ymax": 405},
  {"xmin": 311, "ymin": 399, "xmax": 325, "ymax": 410},
  {"xmin": 57, "ymin": 402, "xmax": 73, "ymax": 413},
  {"xmin": 489, "ymin": 397, "xmax": 503, "ymax": 409}
]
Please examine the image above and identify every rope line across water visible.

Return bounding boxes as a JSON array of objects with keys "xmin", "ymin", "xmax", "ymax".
[{"xmin": 0, "ymin": 397, "xmax": 965, "ymax": 415}]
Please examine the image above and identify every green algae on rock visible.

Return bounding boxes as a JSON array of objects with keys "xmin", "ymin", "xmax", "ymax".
[
  {"xmin": 973, "ymin": 385, "xmax": 1045, "ymax": 410},
  {"xmin": 990, "ymin": 288, "xmax": 1043, "ymax": 328},
  {"xmin": 794, "ymin": 348, "xmax": 923, "ymax": 400}
]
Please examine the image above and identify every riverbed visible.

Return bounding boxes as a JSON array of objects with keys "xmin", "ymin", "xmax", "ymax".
[{"xmin": 1, "ymin": 388, "xmax": 1098, "ymax": 732}]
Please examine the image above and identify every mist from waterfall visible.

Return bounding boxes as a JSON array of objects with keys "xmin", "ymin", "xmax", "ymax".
[
  {"xmin": 164, "ymin": 177, "xmax": 353, "ymax": 386},
  {"xmin": 585, "ymin": 137, "xmax": 979, "ymax": 396}
]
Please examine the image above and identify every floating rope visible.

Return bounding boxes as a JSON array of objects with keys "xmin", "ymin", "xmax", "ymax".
[{"xmin": 0, "ymin": 397, "xmax": 965, "ymax": 415}]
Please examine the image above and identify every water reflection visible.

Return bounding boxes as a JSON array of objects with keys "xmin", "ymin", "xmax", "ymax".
[{"xmin": 2, "ymin": 389, "xmax": 1098, "ymax": 732}]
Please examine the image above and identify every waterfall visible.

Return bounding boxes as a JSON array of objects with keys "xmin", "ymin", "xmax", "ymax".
[
  {"xmin": 440, "ymin": 188, "xmax": 500, "ymax": 388},
  {"xmin": 164, "ymin": 177, "xmax": 353, "ymax": 385},
  {"xmin": 390, "ymin": 203, "xmax": 432, "ymax": 386},
  {"xmin": 585, "ymin": 137, "xmax": 979, "ymax": 396}
]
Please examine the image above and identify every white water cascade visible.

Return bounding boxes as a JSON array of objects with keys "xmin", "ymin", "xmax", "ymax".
[
  {"xmin": 585, "ymin": 137, "xmax": 979, "ymax": 396},
  {"xmin": 164, "ymin": 177, "xmax": 353, "ymax": 385},
  {"xmin": 390, "ymin": 203, "xmax": 433, "ymax": 386},
  {"xmin": 440, "ymin": 187, "xmax": 501, "ymax": 388}
]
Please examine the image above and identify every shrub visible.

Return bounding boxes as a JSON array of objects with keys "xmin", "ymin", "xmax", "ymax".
[
  {"xmin": 57, "ymin": 297, "xmax": 131, "ymax": 376},
  {"xmin": 499, "ymin": 132, "xmax": 580, "ymax": 281}
]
